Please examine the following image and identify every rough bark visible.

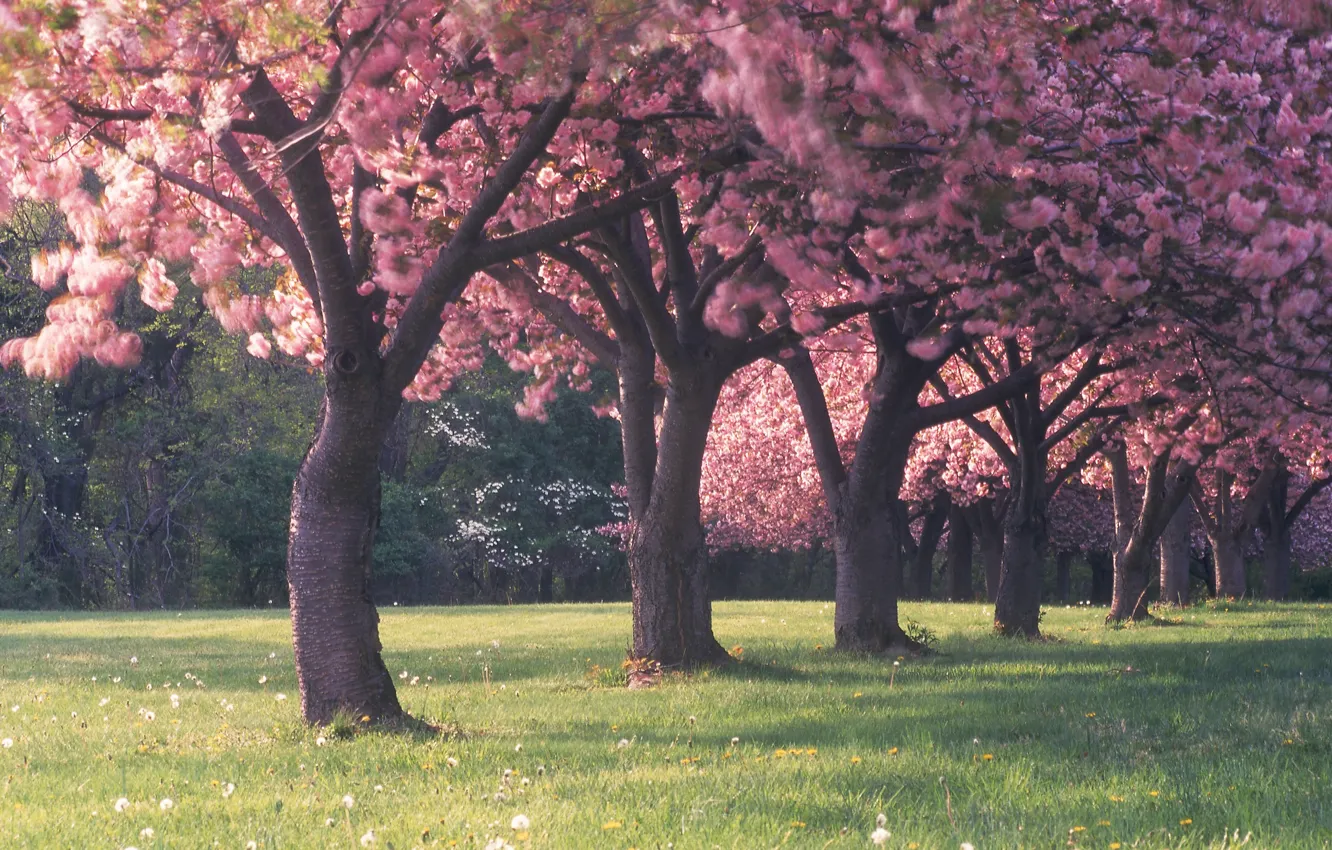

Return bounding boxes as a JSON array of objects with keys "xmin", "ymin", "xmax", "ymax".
[
  {"xmin": 288, "ymin": 382, "xmax": 402, "ymax": 725},
  {"xmin": 946, "ymin": 504, "xmax": 974, "ymax": 601},
  {"xmin": 1158, "ymin": 498, "xmax": 1192, "ymax": 607},
  {"xmin": 627, "ymin": 369, "xmax": 729, "ymax": 667},
  {"xmin": 994, "ymin": 518, "xmax": 1043, "ymax": 636}
]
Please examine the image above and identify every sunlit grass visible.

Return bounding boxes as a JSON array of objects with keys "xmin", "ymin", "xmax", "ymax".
[{"xmin": 1, "ymin": 600, "xmax": 1329, "ymax": 848}]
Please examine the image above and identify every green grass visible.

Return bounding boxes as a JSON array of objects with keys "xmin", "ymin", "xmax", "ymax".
[{"xmin": 1, "ymin": 601, "xmax": 1330, "ymax": 849}]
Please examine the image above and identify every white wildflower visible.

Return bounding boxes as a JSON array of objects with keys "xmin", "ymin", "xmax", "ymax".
[
  {"xmin": 114, "ymin": 797, "xmax": 131, "ymax": 813},
  {"xmin": 342, "ymin": 794, "xmax": 355, "ymax": 809},
  {"xmin": 159, "ymin": 798, "xmax": 173, "ymax": 811},
  {"xmin": 871, "ymin": 827, "xmax": 891, "ymax": 845},
  {"xmin": 876, "ymin": 813, "xmax": 887, "ymax": 828},
  {"xmin": 511, "ymin": 814, "xmax": 530, "ymax": 831},
  {"xmin": 222, "ymin": 783, "xmax": 235, "ymax": 798},
  {"xmin": 274, "ymin": 693, "xmax": 287, "ymax": 702},
  {"xmin": 139, "ymin": 827, "xmax": 154, "ymax": 839},
  {"xmin": 1, "ymin": 738, "xmax": 12, "ymax": 748},
  {"xmin": 316, "ymin": 736, "xmax": 328, "ymax": 747},
  {"xmin": 360, "ymin": 829, "xmax": 376, "ymax": 846}
]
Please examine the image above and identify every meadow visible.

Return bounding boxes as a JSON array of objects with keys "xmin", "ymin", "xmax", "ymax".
[{"xmin": 0, "ymin": 601, "xmax": 1329, "ymax": 849}]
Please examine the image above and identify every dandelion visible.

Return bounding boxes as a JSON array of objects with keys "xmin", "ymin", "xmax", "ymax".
[
  {"xmin": 274, "ymin": 694, "xmax": 287, "ymax": 702},
  {"xmin": 961, "ymin": 844, "xmax": 976, "ymax": 850},
  {"xmin": 360, "ymin": 829, "xmax": 376, "ymax": 846},
  {"xmin": 1, "ymin": 738, "xmax": 12, "ymax": 748},
  {"xmin": 1180, "ymin": 818, "xmax": 1193, "ymax": 825},
  {"xmin": 1109, "ymin": 795, "xmax": 1125, "ymax": 803},
  {"xmin": 687, "ymin": 715, "xmax": 696, "ymax": 725},
  {"xmin": 602, "ymin": 820, "xmax": 622, "ymax": 830},
  {"xmin": 1149, "ymin": 790, "xmax": 1160, "ymax": 797},
  {"xmin": 170, "ymin": 694, "xmax": 180, "ymax": 709},
  {"xmin": 139, "ymin": 827, "xmax": 154, "ymax": 839},
  {"xmin": 616, "ymin": 738, "xmax": 630, "ymax": 749},
  {"xmin": 877, "ymin": 814, "xmax": 887, "ymax": 828},
  {"xmin": 268, "ymin": 652, "xmax": 276, "ymax": 659},
  {"xmin": 222, "ymin": 783, "xmax": 235, "ymax": 798},
  {"xmin": 246, "ymin": 843, "xmax": 258, "ymax": 850},
  {"xmin": 888, "ymin": 747, "xmax": 899, "ymax": 755},
  {"xmin": 130, "ymin": 657, "xmax": 138, "ymax": 665},
  {"xmin": 982, "ymin": 753, "xmax": 993, "ymax": 761},
  {"xmin": 1085, "ymin": 712, "xmax": 1096, "ymax": 718},
  {"xmin": 144, "ymin": 711, "xmax": 156, "ymax": 722},
  {"xmin": 446, "ymin": 757, "xmax": 459, "ymax": 768},
  {"xmin": 316, "ymin": 736, "xmax": 328, "ymax": 747},
  {"xmin": 374, "ymin": 784, "xmax": 383, "ymax": 792},
  {"xmin": 730, "ymin": 737, "xmax": 740, "ymax": 746},
  {"xmin": 343, "ymin": 794, "xmax": 355, "ymax": 809},
  {"xmin": 399, "ymin": 671, "xmax": 408, "ymax": 679},
  {"xmin": 851, "ymin": 756, "xmax": 862, "ymax": 764},
  {"xmin": 1071, "ymin": 825, "xmax": 1087, "ymax": 833},
  {"xmin": 115, "ymin": 797, "xmax": 130, "ymax": 812},
  {"xmin": 511, "ymin": 814, "xmax": 530, "ymax": 831},
  {"xmin": 159, "ymin": 798, "xmax": 173, "ymax": 811},
  {"xmin": 1111, "ymin": 844, "xmax": 1122, "ymax": 849},
  {"xmin": 871, "ymin": 827, "xmax": 891, "ymax": 845},
  {"xmin": 258, "ymin": 676, "xmax": 267, "ymax": 685},
  {"xmin": 514, "ymin": 743, "xmax": 523, "ymax": 753}
]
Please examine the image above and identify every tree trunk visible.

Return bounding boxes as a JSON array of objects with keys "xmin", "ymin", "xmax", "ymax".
[
  {"xmin": 628, "ymin": 372, "xmax": 728, "ymax": 667},
  {"xmin": 994, "ymin": 518, "xmax": 1043, "ymax": 636},
  {"xmin": 1261, "ymin": 469, "xmax": 1291, "ymax": 601},
  {"xmin": 1159, "ymin": 498, "xmax": 1192, "ymax": 607},
  {"xmin": 1087, "ymin": 551, "xmax": 1113, "ymax": 603},
  {"xmin": 287, "ymin": 392, "xmax": 402, "ymax": 725},
  {"xmin": 909, "ymin": 497, "xmax": 948, "ymax": 600},
  {"xmin": 946, "ymin": 504, "xmax": 973, "ymax": 601},
  {"xmin": 1108, "ymin": 534, "xmax": 1154, "ymax": 621},
  {"xmin": 832, "ymin": 491, "xmax": 910, "ymax": 651},
  {"xmin": 1262, "ymin": 526, "xmax": 1292, "ymax": 600},
  {"xmin": 1055, "ymin": 550, "xmax": 1072, "ymax": 603},
  {"xmin": 1211, "ymin": 533, "xmax": 1246, "ymax": 599},
  {"xmin": 970, "ymin": 501, "xmax": 1004, "ymax": 602}
]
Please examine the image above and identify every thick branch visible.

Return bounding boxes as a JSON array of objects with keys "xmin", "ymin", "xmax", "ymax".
[
  {"xmin": 1287, "ymin": 474, "xmax": 1332, "ymax": 526},
  {"xmin": 906, "ymin": 364, "xmax": 1039, "ymax": 432},
  {"xmin": 778, "ymin": 348, "xmax": 847, "ymax": 513},
  {"xmin": 491, "ymin": 265, "xmax": 618, "ymax": 367},
  {"xmin": 214, "ymin": 131, "xmax": 321, "ymax": 314}
]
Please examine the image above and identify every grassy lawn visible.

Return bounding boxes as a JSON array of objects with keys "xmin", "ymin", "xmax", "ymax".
[{"xmin": 0, "ymin": 601, "xmax": 1329, "ymax": 849}]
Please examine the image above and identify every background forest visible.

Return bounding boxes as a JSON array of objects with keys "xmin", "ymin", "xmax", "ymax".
[{"xmin": 4, "ymin": 202, "xmax": 1331, "ymax": 613}]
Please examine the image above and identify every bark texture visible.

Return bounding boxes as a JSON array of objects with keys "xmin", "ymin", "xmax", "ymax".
[
  {"xmin": 288, "ymin": 389, "xmax": 402, "ymax": 724},
  {"xmin": 627, "ymin": 369, "xmax": 728, "ymax": 666}
]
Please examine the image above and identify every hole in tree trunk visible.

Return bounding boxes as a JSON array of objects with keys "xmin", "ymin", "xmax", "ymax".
[{"xmin": 332, "ymin": 349, "xmax": 360, "ymax": 375}]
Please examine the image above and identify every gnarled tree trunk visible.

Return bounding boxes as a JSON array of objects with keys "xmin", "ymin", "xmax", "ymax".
[{"xmin": 288, "ymin": 384, "xmax": 402, "ymax": 725}]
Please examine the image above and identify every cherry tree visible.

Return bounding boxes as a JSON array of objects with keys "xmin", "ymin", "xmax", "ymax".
[{"xmin": 0, "ymin": 1, "xmax": 762, "ymax": 720}]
